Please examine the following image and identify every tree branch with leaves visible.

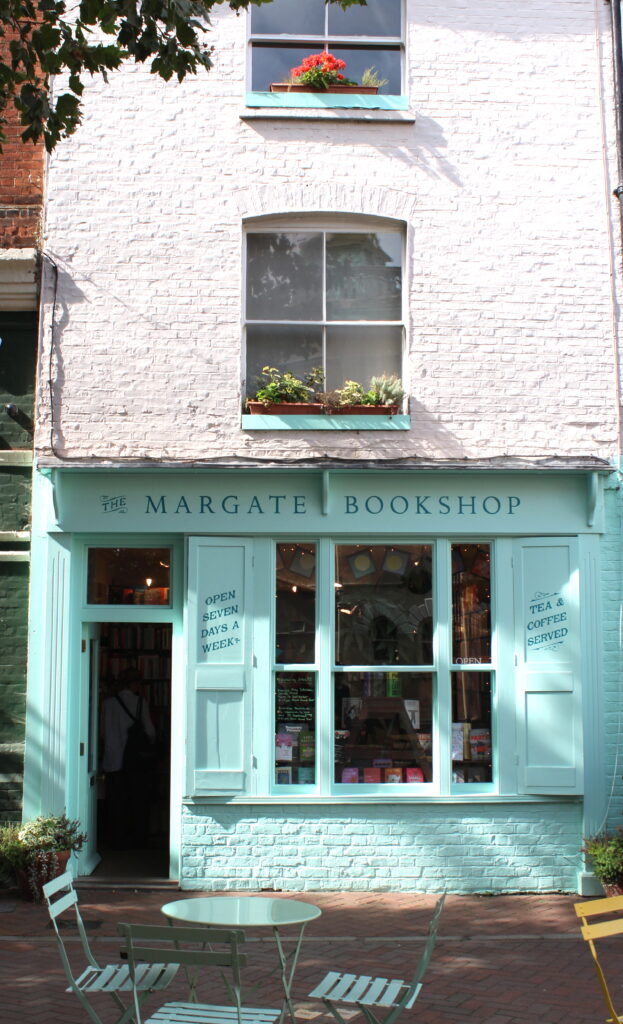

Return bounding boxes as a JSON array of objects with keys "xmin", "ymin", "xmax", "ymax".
[{"xmin": 0, "ymin": 0, "xmax": 365, "ymax": 150}]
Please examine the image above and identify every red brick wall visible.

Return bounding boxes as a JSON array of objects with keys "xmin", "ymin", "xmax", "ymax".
[{"xmin": 0, "ymin": 35, "xmax": 44, "ymax": 248}]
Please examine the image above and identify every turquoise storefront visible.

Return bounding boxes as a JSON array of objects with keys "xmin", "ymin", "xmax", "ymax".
[{"xmin": 23, "ymin": 462, "xmax": 614, "ymax": 893}]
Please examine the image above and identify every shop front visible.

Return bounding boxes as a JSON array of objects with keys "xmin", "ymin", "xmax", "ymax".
[{"xmin": 23, "ymin": 465, "xmax": 609, "ymax": 892}]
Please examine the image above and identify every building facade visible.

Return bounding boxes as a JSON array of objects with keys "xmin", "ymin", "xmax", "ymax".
[
  {"xmin": 23, "ymin": 0, "xmax": 623, "ymax": 892},
  {"xmin": 0, "ymin": 35, "xmax": 43, "ymax": 823}
]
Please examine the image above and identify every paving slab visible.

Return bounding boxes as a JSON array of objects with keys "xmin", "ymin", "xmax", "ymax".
[{"xmin": 0, "ymin": 887, "xmax": 611, "ymax": 1024}]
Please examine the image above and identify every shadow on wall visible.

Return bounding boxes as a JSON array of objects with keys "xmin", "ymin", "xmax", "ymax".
[{"xmin": 243, "ymin": 116, "xmax": 463, "ymax": 188}]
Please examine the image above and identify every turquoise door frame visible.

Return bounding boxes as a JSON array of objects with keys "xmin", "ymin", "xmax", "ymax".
[
  {"xmin": 74, "ymin": 534, "xmax": 184, "ymax": 878},
  {"xmin": 23, "ymin": 510, "xmax": 185, "ymax": 878}
]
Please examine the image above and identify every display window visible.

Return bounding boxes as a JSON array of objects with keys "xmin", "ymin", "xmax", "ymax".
[
  {"xmin": 87, "ymin": 547, "xmax": 172, "ymax": 605},
  {"xmin": 272, "ymin": 539, "xmax": 495, "ymax": 793}
]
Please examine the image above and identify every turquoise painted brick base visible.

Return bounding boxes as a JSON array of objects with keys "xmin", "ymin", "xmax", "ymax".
[{"xmin": 180, "ymin": 802, "xmax": 583, "ymax": 893}]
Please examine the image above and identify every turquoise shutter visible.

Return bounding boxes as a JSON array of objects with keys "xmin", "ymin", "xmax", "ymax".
[
  {"xmin": 186, "ymin": 538, "xmax": 253, "ymax": 795},
  {"xmin": 513, "ymin": 538, "xmax": 582, "ymax": 794}
]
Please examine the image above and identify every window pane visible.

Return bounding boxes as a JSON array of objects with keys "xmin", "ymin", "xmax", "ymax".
[
  {"xmin": 326, "ymin": 232, "xmax": 402, "ymax": 321},
  {"xmin": 452, "ymin": 672, "xmax": 493, "ymax": 783},
  {"xmin": 335, "ymin": 545, "xmax": 433, "ymax": 666},
  {"xmin": 335, "ymin": 672, "xmax": 433, "ymax": 783},
  {"xmin": 251, "ymin": 44, "xmax": 331, "ymax": 91},
  {"xmin": 325, "ymin": 325, "xmax": 402, "ymax": 391},
  {"xmin": 275, "ymin": 671, "xmax": 316, "ymax": 785},
  {"xmin": 87, "ymin": 548, "xmax": 171, "ymax": 605},
  {"xmin": 331, "ymin": 46, "xmax": 401, "ymax": 95},
  {"xmin": 251, "ymin": 0, "xmax": 325, "ymax": 36},
  {"xmin": 328, "ymin": 0, "xmax": 402, "ymax": 38},
  {"xmin": 246, "ymin": 324, "xmax": 323, "ymax": 397},
  {"xmin": 452, "ymin": 544, "xmax": 492, "ymax": 664},
  {"xmin": 246, "ymin": 232, "xmax": 323, "ymax": 321},
  {"xmin": 276, "ymin": 543, "xmax": 316, "ymax": 664}
]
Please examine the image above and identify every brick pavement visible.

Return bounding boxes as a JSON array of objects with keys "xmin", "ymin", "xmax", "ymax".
[{"xmin": 0, "ymin": 886, "xmax": 612, "ymax": 1024}]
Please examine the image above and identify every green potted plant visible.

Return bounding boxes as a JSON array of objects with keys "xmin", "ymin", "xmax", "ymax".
[
  {"xmin": 247, "ymin": 366, "xmax": 324, "ymax": 415},
  {"xmin": 0, "ymin": 814, "xmax": 87, "ymax": 901},
  {"xmin": 324, "ymin": 374, "xmax": 405, "ymax": 415},
  {"xmin": 270, "ymin": 52, "xmax": 380, "ymax": 95},
  {"xmin": 582, "ymin": 831, "xmax": 623, "ymax": 895}
]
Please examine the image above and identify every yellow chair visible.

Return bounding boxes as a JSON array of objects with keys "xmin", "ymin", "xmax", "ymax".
[{"xmin": 575, "ymin": 894, "xmax": 623, "ymax": 1023}]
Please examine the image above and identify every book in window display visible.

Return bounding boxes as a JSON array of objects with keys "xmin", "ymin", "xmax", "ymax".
[
  {"xmin": 276, "ymin": 766, "xmax": 292, "ymax": 785},
  {"xmin": 469, "ymin": 728, "xmax": 491, "ymax": 761},
  {"xmin": 341, "ymin": 697, "xmax": 362, "ymax": 728}
]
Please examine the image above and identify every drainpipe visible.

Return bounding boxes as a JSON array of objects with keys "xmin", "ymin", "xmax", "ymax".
[
  {"xmin": 608, "ymin": 0, "xmax": 623, "ymax": 463},
  {"xmin": 612, "ymin": 1, "xmax": 623, "ymax": 197}
]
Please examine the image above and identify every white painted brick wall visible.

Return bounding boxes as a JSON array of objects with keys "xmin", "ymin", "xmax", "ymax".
[
  {"xmin": 37, "ymin": 0, "xmax": 623, "ymax": 462},
  {"xmin": 180, "ymin": 801, "xmax": 583, "ymax": 892}
]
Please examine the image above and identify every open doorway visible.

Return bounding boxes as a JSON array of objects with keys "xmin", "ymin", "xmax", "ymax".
[{"xmin": 91, "ymin": 621, "xmax": 172, "ymax": 879}]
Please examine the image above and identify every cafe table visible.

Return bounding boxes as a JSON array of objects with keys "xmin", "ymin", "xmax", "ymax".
[{"xmin": 161, "ymin": 895, "xmax": 322, "ymax": 1022}]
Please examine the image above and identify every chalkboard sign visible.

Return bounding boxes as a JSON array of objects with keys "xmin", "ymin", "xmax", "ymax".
[{"xmin": 276, "ymin": 673, "xmax": 315, "ymax": 724}]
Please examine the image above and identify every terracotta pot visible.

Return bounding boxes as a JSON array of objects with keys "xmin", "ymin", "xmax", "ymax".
[
  {"xmin": 329, "ymin": 405, "xmax": 399, "ymax": 416},
  {"xmin": 247, "ymin": 402, "xmax": 324, "ymax": 415},
  {"xmin": 15, "ymin": 849, "xmax": 71, "ymax": 902},
  {"xmin": 270, "ymin": 84, "xmax": 379, "ymax": 94},
  {"xmin": 603, "ymin": 881, "xmax": 623, "ymax": 896}
]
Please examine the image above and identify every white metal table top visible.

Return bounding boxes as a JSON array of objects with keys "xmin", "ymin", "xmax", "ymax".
[{"xmin": 161, "ymin": 895, "xmax": 322, "ymax": 928}]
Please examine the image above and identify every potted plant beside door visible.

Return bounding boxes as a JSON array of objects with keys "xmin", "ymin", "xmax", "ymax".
[
  {"xmin": 0, "ymin": 814, "xmax": 87, "ymax": 901},
  {"xmin": 582, "ymin": 831, "xmax": 623, "ymax": 895}
]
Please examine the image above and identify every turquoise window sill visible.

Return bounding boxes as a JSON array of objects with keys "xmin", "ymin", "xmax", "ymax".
[
  {"xmin": 245, "ymin": 92, "xmax": 408, "ymax": 110},
  {"xmin": 241, "ymin": 414, "xmax": 411, "ymax": 431}
]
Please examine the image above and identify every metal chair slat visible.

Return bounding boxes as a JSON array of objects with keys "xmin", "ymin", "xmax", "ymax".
[
  {"xmin": 356, "ymin": 977, "xmax": 389, "ymax": 1005},
  {"xmin": 374, "ymin": 980, "xmax": 405, "ymax": 1007},
  {"xmin": 327, "ymin": 973, "xmax": 360, "ymax": 999},
  {"xmin": 308, "ymin": 971, "xmax": 342, "ymax": 999},
  {"xmin": 342, "ymin": 976, "xmax": 373, "ymax": 1002},
  {"xmin": 146, "ymin": 1006, "xmax": 281, "ymax": 1024}
]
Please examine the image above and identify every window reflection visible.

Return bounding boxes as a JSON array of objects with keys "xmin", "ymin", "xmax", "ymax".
[
  {"xmin": 275, "ymin": 672, "xmax": 316, "ymax": 785},
  {"xmin": 276, "ymin": 543, "xmax": 316, "ymax": 664},
  {"xmin": 246, "ymin": 232, "xmax": 323, "ymax": 321},
  {"xmin": 326, "ymin": 232, "xmax": 402, "ymax": 321},
  {"xmin": 335, "ymin": 672, "xmax": 433, "ymax": 783},
  {"xmin": 335, "ymin": 545, "xmax": 433, "ymax": 665},
  {"xmin": 452, "ymin": 544, "xmax": 491, "ymax": 664},
  {"xmin": 87, "ymin": 548, "xmax": 171, "ymax": 605},
  {"xmin": 451, "ymin": 672, "xmax": 493, "ymax": 783}
]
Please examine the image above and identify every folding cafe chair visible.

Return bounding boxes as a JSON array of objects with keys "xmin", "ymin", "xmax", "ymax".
[
  {"xmin": 307, "ymin": 894, "xmax": 445, "ymax": 1024},
  {"xmin": 574, "ymin": 893, "xmax": 623, "ymax": 1023},
  {"xmin": 117, "ymin": 921, "xmax": 282, "ymax": 1024},
  {"xmin": 43, "ymin": 870, "xmax": 179, "ymax": 1024}
]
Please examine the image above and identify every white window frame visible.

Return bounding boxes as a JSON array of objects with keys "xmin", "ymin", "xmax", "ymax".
[
  {"xmin": 242, "ymin": 214, "xmax": 406, "ymax": 399},
  {"xmin": 246, "ymin": 0, "xmax": 405, "ymax": 97}
]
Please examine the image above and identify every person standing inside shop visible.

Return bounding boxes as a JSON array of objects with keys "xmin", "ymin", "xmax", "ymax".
[{"xmin": 102, "ymin": 668, "xmax": 156, "ymax": 849}]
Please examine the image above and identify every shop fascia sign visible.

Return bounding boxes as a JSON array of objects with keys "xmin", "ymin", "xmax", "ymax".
[{"xmin": 52, "ymin": 471, "xmax": 597, "ymax": 534}]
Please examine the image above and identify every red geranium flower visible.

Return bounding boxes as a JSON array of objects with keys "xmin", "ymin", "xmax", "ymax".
[{"xmin": 289, "ymin": 51, "xmax": 357, "ymax": 90}]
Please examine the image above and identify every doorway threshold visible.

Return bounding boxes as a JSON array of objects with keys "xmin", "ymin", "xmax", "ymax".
[{"xmin": 75, "ymin": 876, "xmax": 179, "ymax": 891}]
